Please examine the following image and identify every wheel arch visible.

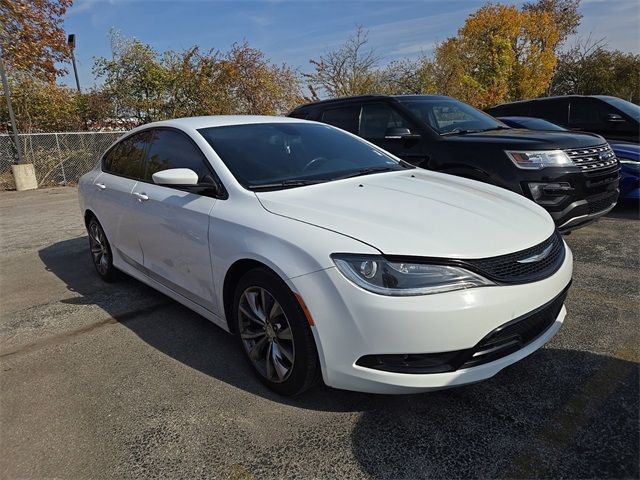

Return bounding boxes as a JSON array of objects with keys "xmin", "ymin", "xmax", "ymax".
[
  {"xmin": 84, "ymin": 209, "xmax": 97, "ymax": 227},
  {"xmin": 223, "ymin": 258, "xmax": 282, "ymax": 334}
]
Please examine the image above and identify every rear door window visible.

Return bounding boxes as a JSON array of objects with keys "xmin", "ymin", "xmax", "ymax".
[
  {"xmin": 320, "ymin": 106, "xmax": 361, "ymax": 134},
  {"xmin": 102, "ymin": 131, "xmax": 150, "ymax": 179}
]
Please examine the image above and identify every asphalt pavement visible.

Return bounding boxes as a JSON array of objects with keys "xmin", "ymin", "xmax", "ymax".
[{"xmin": 1, "ymin": 187, "xmax": 638, "ymax": 479}]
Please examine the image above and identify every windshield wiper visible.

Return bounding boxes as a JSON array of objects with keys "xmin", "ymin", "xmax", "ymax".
[
  {"xmin": 333, "ymin": 166, "xmax": 400, "ymax": 180},
  {"xmin": 247, "ymin": 179, "xmax": 327, "ymax": 191},
  {"xmin": 478, "ymin": 126, "xmax": 511, "ymax": 132},
  {"xmin": 440, "ymin": 129, "xmax": 481, "ymax": 136}
]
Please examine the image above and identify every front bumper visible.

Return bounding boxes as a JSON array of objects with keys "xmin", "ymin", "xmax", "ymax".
[
  {"xmin": 290, "ymin": 244, "xmax": 573, "ymax": 394},
  {"xmin": 518, "ymin": 166, "xmax": 620, "ymax": 232}
]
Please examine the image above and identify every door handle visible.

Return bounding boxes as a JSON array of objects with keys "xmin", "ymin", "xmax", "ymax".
[
  {"xmin": 133, "ymin": 192, "xmax": 149, "ymax": 202},
  {"xmin": 96, "ymin": 183, "xmax": 106, "ymax": 190}
]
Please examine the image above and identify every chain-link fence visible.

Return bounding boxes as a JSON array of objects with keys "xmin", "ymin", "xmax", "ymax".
[{"xmin": 0, "ymin": 131, "xmax": 126, "ymax": 190}]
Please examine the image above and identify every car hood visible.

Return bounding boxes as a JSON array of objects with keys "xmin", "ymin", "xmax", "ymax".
[
  {"xmin": 611, "ymin": 143, "xmax": 640, "ymax": 161},
  {"xmin": 443, "ymin": 128, "xmax": 605, "ymax": 149},
  {"xmin": 255, "ymin": 170, "xmax": 554, "ymax": 259}
]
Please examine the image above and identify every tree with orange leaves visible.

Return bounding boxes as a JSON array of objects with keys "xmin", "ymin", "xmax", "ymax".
[
  {"xmin": 433, "ymin": 3, "xmax": 561, "ymax": 109},
  {"xmin": 0, "ymin": 0, "xmax": 72, "ymax": 82}
]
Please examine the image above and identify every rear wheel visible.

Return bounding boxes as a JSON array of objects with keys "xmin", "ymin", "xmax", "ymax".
[
  {"xmin": 87, "ymin": 217, "xmax": 119, "ymax": 282},
  {"xmin": 233, "ymin": 268, "xmax": 320, "ymax": 396}
]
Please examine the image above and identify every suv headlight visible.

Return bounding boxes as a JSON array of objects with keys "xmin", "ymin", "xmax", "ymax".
[
  {"xmin": 505, "ymin": 150, "xmax": 574, "ymax": 170},
  {"xmin": 331, "ymin": 254, "xmax": 494, "ymax": 296}
]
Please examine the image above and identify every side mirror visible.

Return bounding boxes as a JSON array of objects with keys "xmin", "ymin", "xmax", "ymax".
[
  {"xmin": 604, "ymin": 113, "xmax": 625, "ymax": 123},
  {"xmin": 384, "ymin": 127, "xmax": 420, "ymax": 140},
  {"xmin": 152, "ymin": 168, "xmax": 199, "ymax": 186}
]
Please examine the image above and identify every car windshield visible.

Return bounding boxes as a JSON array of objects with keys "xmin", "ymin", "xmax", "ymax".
[
  {"xmin": 599, "ymin": 96, "xmax": 640, "ymax": 121},
  {"xmin": 198, "ymin": 122, "xmax": 411, "ymax": 190},
  {"xmin": 397, "ymin": 98, "xmax": 504, "ymax": 135}
]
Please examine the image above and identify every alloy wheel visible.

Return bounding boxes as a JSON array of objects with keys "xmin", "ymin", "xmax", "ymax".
[
  {"xmin": 88, "ymin": 222, "xmax": 110, "ymax": 276},
  {"xmin": 238, "ymin": 286, "xmax": 295, "ymax": 383}
]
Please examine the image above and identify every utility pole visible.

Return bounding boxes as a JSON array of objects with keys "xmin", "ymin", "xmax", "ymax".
[
  {"xmin": 68, "ymin": 34, "xmax": 81, "ymax": 93},
  {"xmin": 0, "ymin": 46, "xmax": 24, "ymax": 164}
]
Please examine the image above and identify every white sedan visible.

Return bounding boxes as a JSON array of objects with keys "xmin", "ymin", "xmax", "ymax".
[{"xmin": 78, "ymin": 116, "xmax": 573, "ymax": 395}]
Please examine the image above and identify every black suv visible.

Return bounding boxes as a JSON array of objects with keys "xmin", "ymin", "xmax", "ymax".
[
  {"xmin": 486, "ymin": 95, "xmax": 640, "ymax": 144},
  {"xmin": 289, "ymin": 94, "xmax": 620, "ymax": 232}
]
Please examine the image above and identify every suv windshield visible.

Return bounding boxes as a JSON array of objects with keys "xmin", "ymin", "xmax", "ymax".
[
  {"xmin": 598, "ymin": 96, "xmax": 640, "ymax": 121},
  {"xmin": 398, "ymin": 98, "xmax": 505, "ymax": 135},
  {"xmin": 198, "ymin": 122, "xmax": 411, "ymax": 190}
]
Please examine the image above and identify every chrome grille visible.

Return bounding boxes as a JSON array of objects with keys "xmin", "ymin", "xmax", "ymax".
[{"xmin": 565, "ymin": 144, "xmax": 618, "ymax": 172}]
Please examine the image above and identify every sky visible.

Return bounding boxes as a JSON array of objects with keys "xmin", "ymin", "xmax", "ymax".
[{"xmin": 60, "ymin": 0, "xmax": 640, "ymax": 89}]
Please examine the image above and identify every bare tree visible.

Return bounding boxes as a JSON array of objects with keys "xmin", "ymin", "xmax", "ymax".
[{"xmin": 304, "ymin": 26, "xmax": 384, "ymax": 99}]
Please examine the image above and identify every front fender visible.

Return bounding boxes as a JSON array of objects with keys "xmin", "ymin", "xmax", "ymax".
[{"xmin": 208, "ymin": 194, "xmax": 379, "ymax": 322}]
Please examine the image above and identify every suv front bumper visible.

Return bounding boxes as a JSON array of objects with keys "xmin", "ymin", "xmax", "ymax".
[{"xmin": 519, "ymin": 166, "xmax": 619, "ymax": 232}]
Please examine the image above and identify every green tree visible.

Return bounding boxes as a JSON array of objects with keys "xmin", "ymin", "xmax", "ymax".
[
  {"xmin": 217, "ymin": 42, "xmax": 302, "ymax": 115},
  {"xmin": 94, "ymin": 32, "xmax": 302, "ymax": 122},
  {"xmin": 0, "ymin": 74, "xmax": 83, "ymax": 131},
  {"xmin": 93, "ymin": 31, "xmax": 170, "ymax": 123}
]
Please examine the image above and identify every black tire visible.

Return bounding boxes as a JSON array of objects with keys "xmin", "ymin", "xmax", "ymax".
[
  {"xmin": 86, "ymin": 216, "xmax": 120, "ymax": 282},
  {"xmin": 233, "ymin": 268, "xmax": 320, "ymax": 396}
]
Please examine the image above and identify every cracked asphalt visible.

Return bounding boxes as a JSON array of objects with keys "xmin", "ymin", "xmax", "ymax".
[{"xmin": 1, "ymin": 187, "xmax": 638, "ymax": 479}]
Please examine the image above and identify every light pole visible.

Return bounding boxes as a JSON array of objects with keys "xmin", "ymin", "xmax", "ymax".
[
  {"xmin": 68, "ymin": 34, "xmax": 81, "ymax": 93},
  {"xmin": 0, "ymin": 45, "xmax": 24, "ymax": 164}
]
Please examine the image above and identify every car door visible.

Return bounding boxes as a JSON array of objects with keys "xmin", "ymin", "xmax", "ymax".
[
  {"xmin": 132, "ymin": 128, "xmax": 220, "ymax": 313},
  {"xmin": 92, "ymin": 131, "xmax": 150, "ymax": 267},
  {"xmin": 358, "ymin": 102, "xmax": 429, "ymax": 166}
]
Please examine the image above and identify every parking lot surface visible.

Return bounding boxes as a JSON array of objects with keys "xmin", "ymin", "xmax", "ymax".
[{"xmin": 1, "ymin": 187, "xmax": 638, "ymax": 479}]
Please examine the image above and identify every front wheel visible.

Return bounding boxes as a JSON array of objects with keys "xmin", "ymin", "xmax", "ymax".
[
  {"xmin": 87, "ymin": 217, "xmax": 119, "ymax": 282},
  {"xmin": 233, "ymin": 268, "xmax": 320, "ymax": 396}
]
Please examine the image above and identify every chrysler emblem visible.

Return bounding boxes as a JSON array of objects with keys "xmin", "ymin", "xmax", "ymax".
[{"xmin": 517, "ymin": 244, "xmax": 554, "ymax": 264}]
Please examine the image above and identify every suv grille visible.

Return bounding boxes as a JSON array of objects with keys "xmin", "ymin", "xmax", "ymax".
[
  {"xmin": 565, "ymin": 144, "xmax": 617, "ymax": 173},
  {"xmin": 463, "ymin": 230, "xmax": 565, "ymax": 284}
]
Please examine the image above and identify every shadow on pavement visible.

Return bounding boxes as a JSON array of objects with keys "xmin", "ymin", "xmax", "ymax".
[
  {"xmin": 606, "ymin": 199, "xmax": 640, "ymax": 220},
  {"xmin": 39, "ymin": 236, "xmax": 639, "ymax": 478}
]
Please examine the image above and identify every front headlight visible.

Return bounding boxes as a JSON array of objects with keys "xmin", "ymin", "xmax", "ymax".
[
  {"xmin": 505, "ymin": 150, "xmax": 574, "ymax": 170},
  {"xmin": 331, "ymin": 254, "xmax": 494, "ymax": 296}
]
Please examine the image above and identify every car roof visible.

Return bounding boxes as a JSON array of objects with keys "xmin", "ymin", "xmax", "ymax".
[
  {"xmin": 392, "ymin": 95, "xmax": 453, "ymax": 101},
  {"xmin": 129, "ymin": 115, "xmax": 309, "ymax": 132},
  {"xmin": 491, "ymin": 95, "xmax": 614, "ymax": 108},
  {"xmin": 292, "ymin": 94, "xmax": 453, "ymax": 110},
  {"xmin": 498, "ymin": 116, "xmax": 551, "ymax": 121}
]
